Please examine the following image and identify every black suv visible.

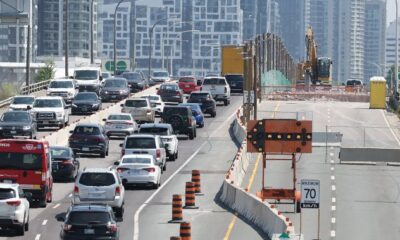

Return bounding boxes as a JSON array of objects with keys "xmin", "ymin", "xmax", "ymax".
[
  {"xmin": 161, "ymin": 106, "xmax": 196, "ymax": 140},
  {"xmin": 187, "ymin": 91, "xmax": 217, "ymax": 117},
  {"xmin": 225, "ymin": 74, "xmax": 244, "ymax": 93},
  {"xmin": 0, "ymin": 111, "xmax": 36, "ymax": 139},
  {"xmin": 59, "ymin": 204, "xmax": 119, "ymax": 240},
  {"xmin": 68, "ymin": 123, "xmax": 109, "ymax": 157}
]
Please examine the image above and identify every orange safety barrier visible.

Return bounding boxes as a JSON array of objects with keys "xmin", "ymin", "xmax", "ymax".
[
  {"xmin": 169, "ymin": 194, "xmax": 184, "ymax": 223},
  {"xmin": 191, "ymin": 170, "xmax": 202, "ymax": 194},
  {"xmin": 180, "ymin": 222, "xmax": 192, "ymax": 240},
  {"xmin": 184, "ymin": 182, "xmax": 199, "ymax": 209}
]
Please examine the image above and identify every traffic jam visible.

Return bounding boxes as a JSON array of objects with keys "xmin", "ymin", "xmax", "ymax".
[{"xmin": 0, "ymin": 68, "xmax": 242, "ymax": 239}]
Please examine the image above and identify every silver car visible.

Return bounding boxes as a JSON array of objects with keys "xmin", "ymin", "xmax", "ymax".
[
  {"xmin": 120, "ymin": 98, "xmax": 155, "ymax": 123},
  {"xmin": 140, "ymin": 94, "xmax": 165, "ymax": 116},
  {"xmin": 103, "ymin": 113, "xmax": 138, "ymax": 137}
]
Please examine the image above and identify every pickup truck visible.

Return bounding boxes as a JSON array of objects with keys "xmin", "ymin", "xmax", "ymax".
[
  {"xmin": 30, "ymin": 96, "xmax": 69, "ymax": 129},
  {"xmin": 46, "ymin": 79, "xmax": 77, "ymax": 104},
  {"xmin": 201, "ymin": 77, "xmax": 231, "ymax": 106}
]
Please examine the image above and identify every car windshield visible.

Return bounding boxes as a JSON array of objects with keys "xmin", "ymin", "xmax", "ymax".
[
  {"xmin": 12, "ymin": 97, "xmax": 34, "ymax": 105},
  {"xmin": 49, "ymin": 81, "xmax": 73, "ymax": 88},
  {"xmin": 75, "ymin": 70, "xmax": 98, "ymax": 80},
  {"xmin": 163, "ymin": 107, "xmax": 188, "ymax": 116},
  {"xmin": 125, "ymin": 100, "xmax": 147, "ymax": 108},
  {"xmin": 153, "ymin": 72, "xmax": 168, "ymax": 77},
  {"xmin": 225, "ymin": 75, "xmax": 244, "ymax": 83},
  {"xmin": 50, "ymin": 148, "xmax": 71, "ymax": 159},
  {"xmin": 102, "ymin": 73, "xmax": 111, "ymax": 78},
  {"xmin": 0, "ymin": 189, "xmax": 15, "ymax": 200},
  {"xmin": 33, "ymin": 99, "xmax": 62, "ymax": 108},
  {"xmin": 179, "ymin": 77, "xmax": 195, "ymax": 83},
  {"xmin": 180, "ymin": 104, "xmax": 200, "ymax": 111},
  {"xmin": 74, "ymin": 126, "xmax": 101, "ymax": 135},
  {"xmin": 139, "ymin": 127, "xmax": 169, "ymax": 136},
  {"xmin": 122, "ymin": 73, "xmax": 141, "ymax": 81},
  {"xmin": 0, "ymin": 153, "xmax": 42, "ymax": 170},
  {"xmin": 125, "ymin": 137, "xmax": 156, "ymax": 149},
  {"xmin": 141, "ymin": 96, "xmax": 160, "ymax": 101},
  {"xmin": 190, "ymin": 93, "xmax": 209, "ymax": 100},
  {"xmin": 79, "ymin": 172, "xmax": 115, "ymax": 186},
  {"xmin": 108, "ymin": 114, "xmax": 131, "ymax": 121},
  {"xmin": 75, "ymin": 93, "xmax": 98, "ymax": 101},
  {"xmin": 104, "ymin": 79, "xmax": 126, "ymax": 87},
  {"xmin": 2, "ymin": 112, "xmax": 30, "ymax": 122},
  {"xmin": 203, "ymin": 78, "xmax": 226, "ymax": 85},
  {"xmin": 122, "ymin": 157, "xmax": 151, "ymax": 164},
  {"xmin": 67, "ymin": 211, "xmax": 111, "ymax": 225},
  {"xmin": 160, "ymin": 85, "xmax": 177, "ymax": 91}
]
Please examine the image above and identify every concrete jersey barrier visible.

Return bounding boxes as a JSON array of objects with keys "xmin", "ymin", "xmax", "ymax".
[{"xmin": 220, "ymin": 109, "xmax": 296, "ymax": 238}]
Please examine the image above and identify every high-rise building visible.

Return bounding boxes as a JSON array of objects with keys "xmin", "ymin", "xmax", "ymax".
[
  {"xmin": 336, "ymin": 0, "xmax": 365, "ymax": 83},
  {"xmin": 364, "ymin": 0, "xmax": 386, "ymax": 83},
  {"xmin": 277, "ymin": 0, "xmax": 306, "ymax": 61},
  {"xmin": 37, "ymin": 0, "xmax": 98, "ymax": 58},
  {"xmin": 0, "ymin": 0, "xmax": 37, "ymax": 63},
  {"xmin": 386, "ymin": 20, "xmax": 398, "ymax": 74},
  {"xmin": 241, "ymin": 0, "xmax": 257, "ymax": 40}
]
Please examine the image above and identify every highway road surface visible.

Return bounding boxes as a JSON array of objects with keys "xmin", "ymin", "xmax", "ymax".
[{"xmin": 234, "ymin": 100, "xmax": 400, "ymax": 240}]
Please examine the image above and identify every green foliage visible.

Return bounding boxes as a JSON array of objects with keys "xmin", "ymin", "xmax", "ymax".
[
  {"xmin": 35, "ymin": 59, "xmax": 55, "ymax": 83},
  {"xmin": 0, "ymin": 83, "xmax": 18, "ymax": 101}
]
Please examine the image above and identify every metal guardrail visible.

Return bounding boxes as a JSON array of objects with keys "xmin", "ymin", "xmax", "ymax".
[{"xmin": 0, "ymin": 80, "xmax": 50, "ymax": 108}]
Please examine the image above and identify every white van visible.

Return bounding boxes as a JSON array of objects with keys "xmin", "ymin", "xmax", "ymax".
[{"xmin": 73, "ymin": 67, "xmax": 102, "ymax": 94}]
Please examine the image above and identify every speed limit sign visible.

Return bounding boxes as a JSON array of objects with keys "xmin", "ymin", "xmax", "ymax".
[{"xmin": 300, "ymin": 179, "xmax": 320, "ymax": 208}]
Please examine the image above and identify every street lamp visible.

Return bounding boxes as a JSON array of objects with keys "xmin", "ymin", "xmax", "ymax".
[
  {"xmin": 148, "ymin": 18, "xmax": 169, "ymax": 80},
  {"xmin": 113, "ymin": 0, "xmax": 126, "ymax": 76},
  {"xmin": 396, "ymin": 0, "xmax": 399, "ymax": 98}
]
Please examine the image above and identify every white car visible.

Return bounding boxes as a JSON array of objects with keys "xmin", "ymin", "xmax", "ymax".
[
  {"xmin": 46, "ymin": 79, "xmax": 77, "ymax": 104},
  {"xmin": 103, "ymin": 113, "xmax": 138, "ymax": 137},
  {"xmin": 9, "ymin": 96, "xmax": 35, "ymax": 111},
  {"xmin": 140, "ymin": 94, "xmax": 165, "ymax": 116},
  {"xmin": 201, "ymin": 76, "xmax": 231, "ymax": 106},
  {"xmin": 138, "ymin": 123, "xmax": 178, "ymax": 161},
  {"xmin": 115, "ymin": 154, "xmax": 161, "ymax": 189},
  {"xmin": 73, "ymin": 168, "xmax": 125, "ymax": 218},
  {"xmin": 30, "ymin": 96, "xmax": 69, "ymax": 129},
  {"xmin": 151, "ymin": 70, "xmax": 171, "ymax": 83},
  {"xmin": 0, "ymin": 183, "xmax": 30, "ymax": 236}
]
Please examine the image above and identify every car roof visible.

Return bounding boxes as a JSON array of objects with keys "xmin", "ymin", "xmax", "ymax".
[
  {"xmin": 70, "ymin": 204, "xmax": 112, "ymax": 212},
  {"xmin": 0, "ymin": 183, "xmax": 19, "ymax": 189},
  {"xmin": 13, "ymin": 95, "xmax": 34, "ymax": 98},
  {"xmin": 50, "ymin": 78, "xmax": 73, "ymax": 82},
  {"xmin": 75, "ymin": 67, "xmax": 100, "ymax": 71},
  {"xmin": 50, "ymin": 146, "xmax": 72, "ymax": 150},
  {"xmin": 82, "ymin": 168, "xmax": 115, "ymax": 173},
  {"xmin": 161, "ymin": 82, "xmax": 178, "ymax": 86},
  {"xmin": 139, "ymin": 123, "xmax": 171, "ymax": 129},
  {"xmin": 191, "ymin": 91, "xmax": 210, "ymax": 94},
  {"xmin": 122, "ymin": 154, "xmax": 154, "ymax": 159},
  {"xmin": 204, "ymin": 76, "xmax": 225, "ymax": 80},
  {"xmin": 35, "ymin": 96, "xmax": 63, "ymax": 100},
  {"xmin": 104, "ymin": 77, "xmax": 126, "ymax": 81},
  {"xmin": 108, "ymin": 113, "xmax": 132, "ymax": 117},
  {"xmin": 126, "ymin": 134, "xmax": 157, "ymax": 139},
  {"xmin": 76, "ymin": 92, "xmax": 97, "ymax": 95},
  {"xmin": 126, "ymin": 97, "xmax": 147, "ymax": 101},
  {"xmin": 164, "ymin": 105, "xmax": 190, "ymax": 109},
  {"xmin": 180, "ymin": 103, "xmax": 200, "ymax": 107},
  {"xmin": 75, "ymin": 123, "xmax": 101, "ymax": 128}
]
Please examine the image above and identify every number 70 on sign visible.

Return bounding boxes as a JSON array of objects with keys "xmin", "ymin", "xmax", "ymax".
[{"xmin": 300, "ymin": 179, "xmax": 320, "ymax": 209}]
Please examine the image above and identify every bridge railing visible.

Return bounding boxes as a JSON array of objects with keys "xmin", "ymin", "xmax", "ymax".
[{"xmin": 0, "ymin": 80, "xmax": 50, "ymax": 108}]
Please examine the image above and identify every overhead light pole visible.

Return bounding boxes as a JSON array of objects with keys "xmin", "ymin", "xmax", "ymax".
[
  {"xmin": 65, "ymin": 0, "xmax": 69, "ymax": 77},
  {"xmin": 148, "ymin": 18, "xmax": 169, "ymax": 80},
  {"xmin": 114, "ymin": 0, "xmax": 126, "ymax": 76},
  {"xmin": 396, "ymin": 0, "xmax": 399, "ymax": 98},
  {"xmin": 90, "ymin": 0, "xmax": 95, "ymax": 64}
]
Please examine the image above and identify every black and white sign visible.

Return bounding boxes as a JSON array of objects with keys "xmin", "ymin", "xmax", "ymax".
[
  {"xmin": 300, "ymin": 179, "xmax": 320, "ymax": 209},
  {"xmin": 243, "ymin": 90, "xmax": 255, "ymax": 104}
]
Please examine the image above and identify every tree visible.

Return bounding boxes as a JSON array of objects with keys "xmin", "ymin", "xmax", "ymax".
[{"xmin": 35, "ymin": 59, "xmax": 55, "ymax": 83}]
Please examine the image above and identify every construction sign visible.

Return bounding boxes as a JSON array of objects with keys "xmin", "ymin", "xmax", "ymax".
[{"xmin": 247, "ymin": 119, "xmax": 312, "ymax": 154}]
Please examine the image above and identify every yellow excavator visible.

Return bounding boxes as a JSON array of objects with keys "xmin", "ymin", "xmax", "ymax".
[{"xmin": 297, "ymin": 27, "xmax": 332, "ymax": 85}]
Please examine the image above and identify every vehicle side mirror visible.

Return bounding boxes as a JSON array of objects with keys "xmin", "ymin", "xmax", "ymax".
[
  {"xmin": 44, "ymin": 86, "xmax": 48, "ymax": 90},
  {"xmin": 69, "ymin": 130, "xmax": 73, "ymax": 134},
  {"xmin": 156, "ymin": 87, "xmax": 159, "ymax": 90},
  {"xmin": 114, "ymin": 161, "xmax": 119, "ymax": 166},
  {"xmin": 75, "ymin": 86, "xmax": 79, "ymax": 89},
  {"xmin": 99, "ymin": 76, "xmax": 103, "ymax": 81},
  {"xmin": 27, "ymin": 106, "xmax": 32, "ymax": 110},
  {"xmin": 134, "ymin": 130, "xmax": 139, "ymax": 134},
  {"xmin": 197, "ymin": 80, "xmax": 202, "ymax": 86},
  {"xmin": 102, "ymin": 118, "xmax": 107, "ymax": 122},
  {"xmin": 23, "ymin": 192, "xmax": 32, "ymax": 200},
  {"xmin": 69, "ymin": 76, "xmax": 74, "ymax": 79},
  {"xmin": 119, "ymin": 143, "xmax": 123, "ymax": 148},
  {"xmin": 120, "ymin": 104, "xmax": 124, "ymax": 107}
]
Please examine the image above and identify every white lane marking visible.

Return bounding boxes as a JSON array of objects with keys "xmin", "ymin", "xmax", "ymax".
[
  {"xmin": 331, "ymin": 217, "xmax": 336, "ymax": 224},
  {"xmin": 332, "ymin": 185, "xmax": 336, "ymax": 191},
  {"xmin": 381, "ymin": 110, "xmax": 400, "ymax": 146},
  {"xmin": 53, "ymin": 203, "xmax": 60, "ymax": 209},
  {"xmin": 35, "ymin": 234, "xmax": 41, "ymax": 240},
  {"xmin": 332, "ymin": 197, "xmax": 336, "ymax": 203},
  {"xmin": 68, "ymin": 193, "xmax": 72, "ymax": 198},
  {"xmin": 330, "ymin": 152, "xmax": 334, "ymax": 157},
  {"xmin": 133, "ymin": 110, "xmax": 238, "ymax": 240},
  {"xmin": 331, "ymin": 230, "xmax": 336, "ymax": 237},
  {"xmin": 331, "ymin": 175, "xmax": 335, "ymax": 180},
  {"xmin": 331, "ymin": 205, "xmax": 336, "ymax": 211},
  {"xmin": 42, "ymin": 220, "xmax": 47, "ymax": 225},
  {"xmin": 330, "ymin": 146, "xmax": 334, "ymax": 150},
  {"xmin": 330, "ymin": 167, "xmax": 335, "ymax": 171},
  {"xmin": 330, "ymin": 160, "xmax": 334, "ymax": 164}
]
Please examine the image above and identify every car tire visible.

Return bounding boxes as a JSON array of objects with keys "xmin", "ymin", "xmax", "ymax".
[
  {"xmin": 189, "ymin": 130, "xmax": 194, "ymax": 140},
  {"xmin": 16, "ymin": 223, "xmax": 25, "ymax": 236},
  {"xmin": 169, "ymin": 153, "xmax": 175, "ymax": 161},
  {"xmin": 211, "ymin": 111, "xmax": 216, "ymax": 118},
  {"xmin": 115, "ymin": 205, "xmax": 124, "ymax": 218},
  {"xmin": 100, "ymin": 151, "xmax": 106, "ymax": 158},
  {"xmin": 39, "ymin": 199, "xmax": 47, "ymax": 208},
  {"xmin": 47, "ymin": 190, "xmax": 52, "ymax": 203},
  {"xmin": 224, "ymin": 100, "xmax": 228, "ymax": 106},
  {"xmin": 194, "ymin": 128, "xmax": 197, "ymax": 138},
  {"xmin": 24, "ymin": 215, "xmax": 29, "ymax": 231},
  {"xmin": 175, "ymin": 151, "xmax": 178, "ymax": 159},
  {"xmin": 162, "ymin": 162, "xmax": 167, "ymax": 171},
  {"xmin": 199, "ymin": 123, "xmax": 204, "ymax": 128}
]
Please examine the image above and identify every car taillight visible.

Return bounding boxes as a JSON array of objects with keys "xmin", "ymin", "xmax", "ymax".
[
  {"xmin": 63, "ymin": 224, "xmax": 72, "ymax": 231},
  {"xmin": 61, "ymin": 160, "xmax": 73, "ymax": 165},
  {"xmin": 115, "ymin": 186, "xmax": 121, "ymax": 196},
  {"xmin": 107, "ymin": 223, "xmax": 117, "ymax": 233},
  {"xmin": 224, "ymin": 87, "xmax": 227, "ymax": 93},
  {"xmin": 176, "ymin": 91, "xmax": 181, "ymax": 96},
  {"xmin": 6, "ymin": 200, "xmax": 21, "ymax": 207},
  {"xmin": 42, "ymin": 172, "xmax": 46, "ymax": 182},
  {"xmin": 125, "ymin": 121, "xmax": 133, "ymax": 125},
  {"xmin": 200, "ymin": 87, "xmax": 202, "ymax": 91},
  {"xmin": 144, "ymin": 167, "xmax": 155, "ymax": 173},
  {"xmin": 156, "ymin": 149, "xmax": 161, "ymax": 158},
  {"xmin": 106, "ymin": 122, "xmax": 113, "ymax": 126},
  {"xmin": 73, "ymin": 186, "xmax": 79, "ymax": 194},
  {"xmin": 157, "ymin": 90, "xmax": 160, "ymax": 95},
  {"xmin": 188, "ymin": 117, "xmax": 192, "ymax": 125},
  {"xmin": 117, "ymin": 168, "xmax": 129, "ymax": 173}
]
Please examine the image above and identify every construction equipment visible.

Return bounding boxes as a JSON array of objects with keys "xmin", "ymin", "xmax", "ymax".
[{"xmin": 297, "ymin": 27, "xmax": 332, "ymax": 86}]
